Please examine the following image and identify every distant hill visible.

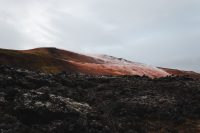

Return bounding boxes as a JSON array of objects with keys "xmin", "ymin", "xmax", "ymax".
[
  {"xmin": 159, "ymin": 67, "xmax": 200, "ymax": 79},
  {"xmin": 0, "ymin": 47, "xmax": 199, "ymax": 78}
]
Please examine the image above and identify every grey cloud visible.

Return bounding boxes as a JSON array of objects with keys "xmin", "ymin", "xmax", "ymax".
[{"xmin": 0, "ymin": 20, "xmax": 29, "ymax": 49}]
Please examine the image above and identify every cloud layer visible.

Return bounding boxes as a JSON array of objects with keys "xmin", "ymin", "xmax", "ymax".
[{"xmin": 0, "ymin": 0, "xmax": 200, "ymax": 72}]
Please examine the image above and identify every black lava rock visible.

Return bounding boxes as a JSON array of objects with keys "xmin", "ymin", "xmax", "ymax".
[{"xmin": 0, "ymin": 65, "xmax": 200, "ymax": 133}]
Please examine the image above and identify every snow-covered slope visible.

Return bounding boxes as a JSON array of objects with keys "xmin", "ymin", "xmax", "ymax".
[{"xmin": 89, "ymin": 54, "xmax": 170, "ymax": 78}]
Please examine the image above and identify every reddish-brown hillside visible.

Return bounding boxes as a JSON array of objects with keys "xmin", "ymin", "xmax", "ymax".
[
  {"xmin": 159, "ymin": 67, "xmax": 200, "ymax": 79},
  {"xmin": 0, "ymin": 47, "xmax": 199, "ymax": 78},
  {"xmin": 0, "ymin": 48, "xmax": 79, "ymax": 73},
  {"xmin": 22, "ymin": 47, "xmax": 103, "ymax": 64}
]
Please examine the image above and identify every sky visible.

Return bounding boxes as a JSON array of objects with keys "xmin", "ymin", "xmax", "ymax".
[{"xmin": 0, "ymin": 0, "xmax": 200, "ymax": 72}]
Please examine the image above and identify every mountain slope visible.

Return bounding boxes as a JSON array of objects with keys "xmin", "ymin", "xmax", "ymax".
[
  {"xmin": 89, "ymin": 54, "xmax": 169, "ymax": 77},
  {"xmin": 0, "ymin": 48, "xmax": 80, "ymax": 73},
  {"xmin": 0, "ymin": 47, "xmax": 199, "ymax": 78},
  {"xmin": 22, "ymin": 47, "xmax": 103, "ymax": 64},
  {"xmin": 159, "ymin": 67, "xmax": 200, "ymax": 79}
]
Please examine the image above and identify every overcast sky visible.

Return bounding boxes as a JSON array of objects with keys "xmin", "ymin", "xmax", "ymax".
[{"xmin": 0, "ymin": 0, "xmax": 200, "ymax": 72}]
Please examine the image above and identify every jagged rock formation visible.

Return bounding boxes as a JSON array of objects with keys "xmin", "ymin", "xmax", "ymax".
[{"xmin": 0, "ymin": 65, "xmax": 200, "ymax": 133}]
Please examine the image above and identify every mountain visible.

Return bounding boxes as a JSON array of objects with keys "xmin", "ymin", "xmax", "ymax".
[{"xmin": 0, "ymin": 47, "xmax": 199, "ymax": 78}]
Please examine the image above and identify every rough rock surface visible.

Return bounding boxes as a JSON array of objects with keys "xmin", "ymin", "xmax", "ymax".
[{"xmin": 0, "ymin": 65, "xmax": 200, "ymax": 133}]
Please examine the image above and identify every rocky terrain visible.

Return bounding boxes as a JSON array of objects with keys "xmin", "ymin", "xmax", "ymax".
[{"xmin": 0, "ymin": 65, "xmax": 200, "ymax": 133}]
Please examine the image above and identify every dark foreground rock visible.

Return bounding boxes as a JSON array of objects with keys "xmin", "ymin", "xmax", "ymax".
[{"xmin": 0, "ymin": 65, "xmax": 200, "ymax": 133}]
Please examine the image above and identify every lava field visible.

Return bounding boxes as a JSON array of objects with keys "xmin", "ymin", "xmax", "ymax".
[{"xmin": 0, "ymin": 65, "xmax": 200, "ymax": 133}]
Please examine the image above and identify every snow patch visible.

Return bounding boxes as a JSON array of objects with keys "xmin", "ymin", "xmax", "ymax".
[{"xmin": 89, "ymin": 54, "xmax": 170, "ymax": 77}]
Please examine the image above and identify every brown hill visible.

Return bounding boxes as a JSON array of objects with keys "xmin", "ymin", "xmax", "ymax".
[
  {"xmin": 0, "ymin": 48, "xmax": 78, "ymax": 73},
  {"xmin": 22, "ymin": 47, "xmax": 103, "ymax": 64},
  {"xmin": 0, "ymin": 47, "xmax": 199, "ymax": 78},
  {"xmin": 159, "ymin": 67, "xmax": 200, "ymax": 79}
]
